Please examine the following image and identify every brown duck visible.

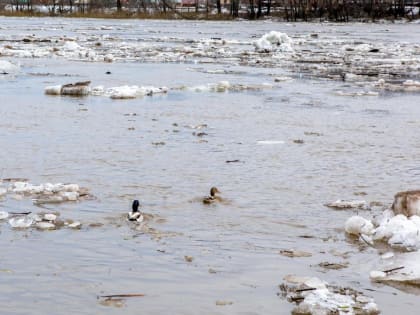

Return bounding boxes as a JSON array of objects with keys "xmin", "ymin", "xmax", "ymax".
[{"xmin": 203, "ymin": 187, "xmax": 222, "ymax": 204}]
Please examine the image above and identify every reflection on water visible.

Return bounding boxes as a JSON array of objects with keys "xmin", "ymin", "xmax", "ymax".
[{"xmin": 0, "ymin": 17, "xmax": 420, "ymax": 315}]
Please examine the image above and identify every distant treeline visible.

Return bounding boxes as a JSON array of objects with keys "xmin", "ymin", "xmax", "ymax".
[{"xmin": 0, "ymin": 0, "xmax": 419, "ymax": 20}]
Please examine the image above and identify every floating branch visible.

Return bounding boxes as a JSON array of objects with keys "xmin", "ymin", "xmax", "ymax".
[
  {"xmin": 383, "ymin": 266, "xmax": 404, "ymax": 274},
  {"xmin": 98, "ymin": 294, "xmax": 145, "ymax": 299},
  {"xmin": 295, "ymin": 287, "xmax": 317, "ymax": 293}
]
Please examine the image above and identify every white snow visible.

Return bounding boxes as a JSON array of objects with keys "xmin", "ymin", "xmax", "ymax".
[
  {"xmin": 345, "ymin": 206, "xmax": 420, "ymax": 251},
  {"xmin": 373, "ymin": 214, "xmax": 420, "ymax": 250},
  {"xmin": 0, "ymin": 187, "xmax": 7, "ymax": 196},
  {"xmin": 254, "ymin": 31, "xmax": 293, "ymax": 53},
  {"xmin": 283, "ymin": 275, "xmax": 379, "ymax": 315},
  {"xmin": 106, "ymin": 85, "xmax": 168, "ymax": 99},
  {"xmin": 44, "ymin": 85, "xmax": 63, "ymax": 95},
  {"xmin": 9, "ymin": 216, "xmax": 34, "ymax": 228},
  {"xmin": 345, "ymin": 215, "xmax": 374, "ymax": 236},
  {"xmin": 0, "ymin": 60, "xmax": 19, "ymax": 74},
  {"xmin": 370, "ymin": 251, "xmax": 420, "ymax": 285},
  {"xmin": 326, "ymin": 199, "xmax": 368, "ymax": 209},
  {"xmin": 213, "ymin": 81, "xmax": 230, "ymax": 92},
  {"xmin": 5, "ymin": 181, "xmax": 84, "ymax": 204},
  {"xmin": 91, "ymin": 85, "xmax": 105, "ymax": 96},
  {"xmin": 36, "ymin": 221, "xmax": 56, "ymax": 229},
  {"xmin": 45, "ymin": 83, "xmax": 168, "ymax": 99},
  {"xmin": 104, "ymin": 54, "xmax": 114, "ymax": 62},
  {"xmin": 43, "ymin": 213, "xmax": 57, "ymax": 221},
  {"xmin": 257, "ymin": 140, "xmax": 285, "ymax": 145},
  {"xmin": 402, "ymin": 80, "xmax": 420, "ymax": 87},
  {"xmin": 62, "ymin": 41, "xmax": 81, "ymax": 51},
  {"xmin": 107, "ymin": 85, "xmax": 141, "ymax": 99},
  {"xmin": 0, "ymin": 211, "xmax": 9, "ymax": 220}
]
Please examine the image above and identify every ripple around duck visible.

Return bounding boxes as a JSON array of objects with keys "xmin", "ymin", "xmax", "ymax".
[{"xmin": 1, "ymin": 17, "xmax": 420, "ymax": 315}]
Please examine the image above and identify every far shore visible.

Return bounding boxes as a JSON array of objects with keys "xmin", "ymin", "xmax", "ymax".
[{"xmin": 0, "ymin": 4, "xmax": 418, "ymax": 22}]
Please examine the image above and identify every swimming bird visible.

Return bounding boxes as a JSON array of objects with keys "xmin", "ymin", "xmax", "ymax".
[
  {"xmin": 127, "ymin": 200, "xmax": 144, "ymax": 222},
  {"xmin": 203, "ymin": 187, "xmax": 221, "ymax": 204}
]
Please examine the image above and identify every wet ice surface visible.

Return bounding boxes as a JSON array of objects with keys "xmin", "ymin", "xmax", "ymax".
[{"xmin": 1, "ymin": 17, "xmax": 420, "ymax": 314}]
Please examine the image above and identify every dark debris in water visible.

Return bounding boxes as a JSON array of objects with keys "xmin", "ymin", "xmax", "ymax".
[
  {"xmin": 226, "ymin": 159, "xmax": 242, "ymax": 163},
  {"xmin": 280, "ymin": 249, "xmax": 312, "ymax": 258},
  {"xmin": 316, "ymin": 261, "xmax": 349, "ymax": 270}
]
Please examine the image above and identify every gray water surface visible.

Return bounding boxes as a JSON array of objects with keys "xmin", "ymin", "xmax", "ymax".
[{"xmin": 1, "ymin": 17, "xmax": 420, "ymax": 314}]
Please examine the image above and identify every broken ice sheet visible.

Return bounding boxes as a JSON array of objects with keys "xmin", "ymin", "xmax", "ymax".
[{"xmin": 280, "ymin": 275, "xmax": 379, "ymax": 315}]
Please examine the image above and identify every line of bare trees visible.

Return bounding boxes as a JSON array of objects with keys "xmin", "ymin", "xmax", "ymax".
[{"xmin": 0, "ymin": 0, "xmax": 418, "ymax": 20}]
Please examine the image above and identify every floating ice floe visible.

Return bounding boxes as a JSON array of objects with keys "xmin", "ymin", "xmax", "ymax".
[
  {"xmin": 0, "ymin": 211, "xmax": 9, "ymax": 220},
  {"xmin": 326, "ymin": 199, "xmax": 369, "ymax": 210},
  {"xmin": 280, "ymin": 275, "xmax": 379, "ymax": 315},
  {"xmin": 0, "ymin": 60, "xmax": 19, "ymax": 74},
  {"xmin": 3, "ymin": 210, "xmax": 83, "ymax": 231},
  {"xmin": 345, "ymin": 209, "xmax": 420, "ymax": 251},
  {"xmin": 344, "ymin": 191, "xmax": 420, "ymax": 250},
  {"xmin": 105, "ymin": 85, "xmax": 168, "ymax": 99},
  {"xmin": 0, "ymin": 187, "xmax": 7, "ymax": 197},
  {"xmin": 403, "ymin": 80, "xmax": 420, "ymax": 88},
  {"xmin": 373, "ymin": 211, "xmax": 420, "ymax": 251},
  {"xmin": 370, "ymin": 251, "xmax": 420, "ymax": 286},
  {"xmin": 9, "ymin": 182, "xmax": 80, "ymax": 194},
  {"xmin": 9, "ymin": 216, "xmax": 34, "ymax": 228},
  {"xmin": 45, "ymin": 81, "xmax": 91, "ymax": 96},
  {"xmin": 62, "ymin": 41, "xmax": 81, "ymax": 52},
  {"xmin": 335, "ymin": 90, "xmax": 379, "ymax": 97},
  {"xmin": 375, "ymin": 79, "xmax": 420, "ymax": 93},
  {"xmin": 274, "ymin": 76, "xmax": 293, "ymax": 82},
  {"xmin": 36, "ymin": 221, "xmax": 56, "ymax": 230},
  {"xmin": 43, "ymin": 213, "xmax": 57, "ymax": 221},
  {"xmin": 254, "ymin": 31, "xmax": 293, "ymax": 53},
  {"xmin": 187, "ymin": 81, "xmax": 273, "ymax": 93},
  {"xmin": 6, "ymin": 181, "xmax": 89, "ymax": 204},
  {"xmin": 61, "ymin": 81, "xmax": 91, "ymax": 96},
  {"xmin": 345, "ymin": 215, "xmax": 375, "ymax": 236},
  {"xmin": 212, "ymin": 80, "xmax": 230, "ymax": 92},
  {"xmin": 67, "ymin": 221, "xmax": 82, "ymax": 229},
  {"xmin": 257, "ymin": 140, "xmax": 285, "ymax": 145},
  {"xmin": 46, "ymin": 82, "xmax": 168, "ymax": 99},
  {"xmin": 342, "ymin": 43, "xmax": 381, "ymax": 53},
  {"xmin": 104, "ymin": 54, "xmax": 114, "ymax": 63}
]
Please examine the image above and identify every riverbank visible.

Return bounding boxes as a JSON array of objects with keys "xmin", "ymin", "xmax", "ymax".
[{"xmin": 1, "ymin": 2, "xmax": 418, "ymax": 21}]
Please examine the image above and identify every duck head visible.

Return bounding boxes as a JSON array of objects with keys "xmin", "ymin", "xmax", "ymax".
[
  {"xmin": 210, "ymin": 187, "xmax": 220, "ymax": 197},
  {"xmin": 132, "ymin": 200, "xmax": 140, "ymax": 212}
]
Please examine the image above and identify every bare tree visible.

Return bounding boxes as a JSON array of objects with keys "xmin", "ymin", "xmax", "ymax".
[{"xmin": 216, "ymin": 0, "xmax": 221, "ymax": 13}]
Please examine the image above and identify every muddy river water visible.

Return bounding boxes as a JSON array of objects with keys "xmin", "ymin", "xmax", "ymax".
[{"xmin": 0, "ymin": 17, "xmax": 420, "ymax": 314}]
